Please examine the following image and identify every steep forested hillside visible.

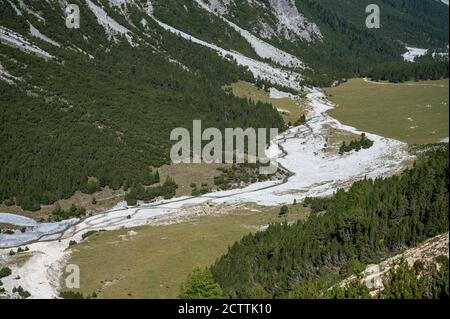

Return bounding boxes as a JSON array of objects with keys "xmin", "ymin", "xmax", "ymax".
[
  {"xmin": 0, "ymin": 0, "xmax": 284, "ymax": 210},
  {"xmin": 217, "ymin": 0, "xmax": 448, "ymax": 48},
  {"xmin": 195, "ymin": 0, "xmax": 449, "ymax": 84},
  {"xmin": 296, "ymin": 0, "xmax": 449, "ymax": 48},
  {"xmin": 287, "ymin": 0, "xmax": 448, "ymax": 84},
  {"xmin": 210, "ymin": 146, "xmax": 449, "ymax": 298},
  {"xmin": 152, "ymin": 0, "xmax": 259, "ymax": 58},
  {"xmin": 0, "ymin": 0, "xmax": 448, "ymax": 210}
]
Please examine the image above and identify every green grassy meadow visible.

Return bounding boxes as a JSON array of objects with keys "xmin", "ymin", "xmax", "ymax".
[
  {"xmin": 226, "ymin": 81, "xmax": 306, "ymax": 124},
  {"xmin": 64, "ymin": 204, "xmax": 309, "ymax": 299},
  {"xmin": 325, "ymin": 79, "xmax": 449, "ymax": 145}
]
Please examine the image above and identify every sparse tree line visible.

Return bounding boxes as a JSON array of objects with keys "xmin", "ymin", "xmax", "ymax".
[
  {"xmin": 191, "ymin": 183, "xmax": 211, "ymax": 196},
  {"xmin": 0, "ymin": 266, "xmax": 31, "ymax": 298},
  {"xmin": 213, "ymin": 162, "xmax": 277, "ymax": 191},
  {"xmin": 293, "ymin": 114, "xmax": 307, "ymax": 127},
  {"xmin": 8, "ymin": 246, "xmax": 29, "ymax": 256},
  {"xmin": 328, "ymin": 257, "xmax": 449, "ymax": 299},
  {"xmin": 180, "ymin": 145, "xmax": 449, "ymax": 299},
  {"xmin": 380, "ymin": 257, "xmax": 448, "ymax": 299},
  {"xmin": 125, "ymin": 177, "xmax": 178, "ymax": 206},
  {"xmin": 51, "ymin": 203, "xmax": 87, "ymax": 221},
  {"xmin": 0, "ymin": 267, "xmax": 10, "ymax": 294},
  {"xmin": 339, "ymin": 133, "xmax": 374, "ymax": 155},
  {"xmin": 364, "ymin": 59, "xmax": 449, "ymax": 83},
  {"xmin": 255, "ymin": 78, "xmax": 300, "ymax": 96}
]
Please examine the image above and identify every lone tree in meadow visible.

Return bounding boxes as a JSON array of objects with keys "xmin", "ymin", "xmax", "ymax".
[
  {"xmin": 279, "ymin": 205, "xmax": 289, "ymax": 216},
  {"xmin": 180, "ymin": 267, "xmax": 223, "ymax": 299}
]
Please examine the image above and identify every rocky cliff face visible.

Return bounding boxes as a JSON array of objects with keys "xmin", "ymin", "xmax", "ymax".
[
  {"xmin": 196, "ymin": 0, "xmax": 322, "ymax": 42},
  {"xmin": 267, "ymin": 0, "xmax": 322, "ymax": 42}
]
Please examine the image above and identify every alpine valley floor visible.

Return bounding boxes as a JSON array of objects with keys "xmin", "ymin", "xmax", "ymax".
[
  {"xmin": 0, "ymin": 86, "xmax": 413, "ymax": 298},
  {"xmin": 0, "ymin": 0, "xmax": 448, "ymax": 300}
]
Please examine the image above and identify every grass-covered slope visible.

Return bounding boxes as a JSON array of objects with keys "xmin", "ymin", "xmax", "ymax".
[
  {"xmin": 62, "ymin": 204, "xmax": 310, "ymax": 298},
  {"xmin": 325, "ymin": 79, "xmax": 449, "ymax": 145}
]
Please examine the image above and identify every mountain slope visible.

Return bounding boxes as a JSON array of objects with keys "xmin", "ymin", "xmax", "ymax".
[
  {"xmin": 0, "ymin": 0, "xmax": 448, "ymax": 211},
  {"xmin": 0, "ymin": 0, "xmax": 287, "ymax": 210},
  {"xmin": 210, "ymin": 147, "xmax": 449, "ymax": 298},
  {"xmin": 149, "ymin": 0, "xmax": 449, "ymax": 84}
]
